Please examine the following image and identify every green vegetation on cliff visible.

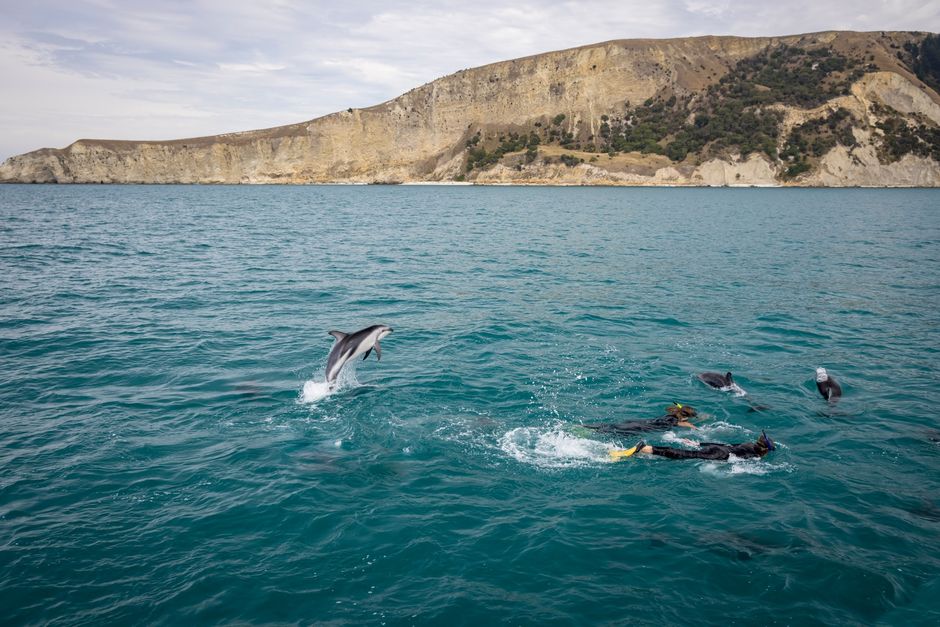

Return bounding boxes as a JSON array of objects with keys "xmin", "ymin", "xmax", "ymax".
[
  {"xmin": 466, "ymin": 132, "xmax": 538, "ymax": 171},
  {"xmin": 466, "ymin": 44, "xmax": 874, "ymax": 175},
  {"xmin": 711, "ymin": 44, "xmax": 863, "ymax": 108},
  {"xmin": 872, "ymin": 104, "xmax": 940, "ymax": 163},
  {"xmin": 781, "ymin": 108, "xmax": 858, "ymax": 178},
  {"xmin": 601, "ymin": 45, "xmax": 862, "ymax": 163},
  {"xmin": 902, "ymin": 33, "xmax": 940, "ymax": 92}
]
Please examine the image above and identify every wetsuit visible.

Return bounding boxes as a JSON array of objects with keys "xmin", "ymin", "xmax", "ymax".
[
  {"xmin": 649, "ymin": 441, "xmax": 768, "ymax": 460},
  {"xmin": 582, "ymin": 414, "xmax": 682, "ymax": 436}
]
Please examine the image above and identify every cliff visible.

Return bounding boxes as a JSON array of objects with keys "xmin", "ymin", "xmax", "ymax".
[{"xmin": 2, "ymin": 31, "xmax": 939, "ymax": 186}]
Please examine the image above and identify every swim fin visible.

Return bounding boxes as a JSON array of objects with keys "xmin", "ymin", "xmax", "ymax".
[{"xmin": 609, "ymin": 445, "xmax": 639, "ymax": 461}]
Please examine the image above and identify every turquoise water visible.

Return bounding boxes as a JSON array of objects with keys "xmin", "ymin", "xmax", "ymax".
[{"xmin": 1, "ymin": 185, "xmax": 939, "ymax": 625}]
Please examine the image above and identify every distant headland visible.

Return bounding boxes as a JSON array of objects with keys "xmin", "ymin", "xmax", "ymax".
[{"xmin": 2, "ymin": 31, "xmax": 939, "ymax": 186}]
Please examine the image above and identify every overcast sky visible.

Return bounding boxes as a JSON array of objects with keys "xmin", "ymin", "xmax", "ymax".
[{"xmin": 1, "ymin": 0, "xmax": 938, "ymax": 160}]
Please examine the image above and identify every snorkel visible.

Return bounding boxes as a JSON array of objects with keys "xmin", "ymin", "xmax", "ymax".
[{"xmin": 759, "ymin": 430, "xmax": 776, "ymax": 451}]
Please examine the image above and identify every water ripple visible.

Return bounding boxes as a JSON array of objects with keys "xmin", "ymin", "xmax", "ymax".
[{"xmin": 0, "ymin": 185, "xmax": 938, "ymax": 624}]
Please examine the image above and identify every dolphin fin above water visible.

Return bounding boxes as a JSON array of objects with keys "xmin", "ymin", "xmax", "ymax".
[
  {"xmin": 374, "ymin": 342, "xmax": 382, "ymax": 361},
  {"xmin": 328, "ymin": 330, "xmax": 348, "ymax": 341},
  {"xmin": 363, "ymin": 348, "xmax": 372, "ymax": 360}
]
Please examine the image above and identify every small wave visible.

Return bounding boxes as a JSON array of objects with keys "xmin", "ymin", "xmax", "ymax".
[
  {"xmin": 660, "ymin": 421, "xmax": 764, "ymax": 449},
  {"xmin": 753, "ymin": 325, "xmax": 830, "ymax": 340},
  {"xmin": 499, "ymin": 426, "xmax": 616, "ymax": 469},
  {"xmin": 640, "ymin": 315, "xmax": 688, "ymax": 327},
  {"xmin": 699, "ymin": 458, "xmax": 794, "ymax": 477},
  {"xmin": 685, "ymin": 420, "xmax": 752, "ymax": 440},
  {"xmin": 567, "ymin": 312, "xmax": 635, "ymax": 329}
]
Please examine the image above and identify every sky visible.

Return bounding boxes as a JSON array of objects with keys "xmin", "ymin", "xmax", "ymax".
[{"xmin": 1, "ymin": 0, "xmax": 938, "ymax": 160}]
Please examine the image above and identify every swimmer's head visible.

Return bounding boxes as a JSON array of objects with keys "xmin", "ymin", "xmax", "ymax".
[{"xmin": 668, "ymin": 403, "xmax": 697, "ymax": 419}]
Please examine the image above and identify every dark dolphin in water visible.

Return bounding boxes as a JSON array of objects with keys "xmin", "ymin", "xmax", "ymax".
[
  {"xmin": 698, "ymin": 371, "xmax": 734, "ymax": 389},
  {"xmin": 697, "ymin": 371, "xmax": 747, "ymax": 395},
  {"xmin": 325, "ymin": 324, "xmax": 393, "ymax": 386},
  {"xmin": 815, "ymin": 367, "xmax": 842, "ymax": 402}
]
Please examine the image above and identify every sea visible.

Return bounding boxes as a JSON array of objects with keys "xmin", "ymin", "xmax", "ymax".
[{"xmin": 1, "ymin": 184, "xmax": 938, "ymax": 625}]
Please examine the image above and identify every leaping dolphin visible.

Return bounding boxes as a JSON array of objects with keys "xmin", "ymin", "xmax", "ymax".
[
  {"xmin": 325, "ymin": 324, "xmax": 393, "ymax": 386},
  {"xmin": 815, "ymin": 367, "xmax": 842, "ymax": 402}
]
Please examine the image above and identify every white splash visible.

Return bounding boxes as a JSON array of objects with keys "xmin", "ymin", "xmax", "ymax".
[
  {"xmin": 719, "ymin": 383, "xmax": 748, "ymax": 397},
  {"xmin": 661, "ymin": 431, "xmax": 699, "ymax": 445},
  {"xmin": 299, "ymin": 365, "xmax": 362, "ymax": 404},
  {"xmin": 499, "ymin": 426, "xmax": 617, "ymax": 468},
  {"xmin": 659, "ymin": 421, "xmax": 750, "ymax": 448},
  {"xmin": 300, "ymin": 380, "xmax": 333, "ymax": 403}
]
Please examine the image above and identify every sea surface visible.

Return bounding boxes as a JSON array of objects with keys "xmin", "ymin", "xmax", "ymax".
[{"xmin": 1, "ymin": 184, "xmax": 938, "ymax": 625}]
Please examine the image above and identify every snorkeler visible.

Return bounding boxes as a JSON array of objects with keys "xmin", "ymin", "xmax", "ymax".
[
  {"xmin": 580, "ymin": 403, "xmax": 699, "ymax": 436},
  {"xmin": 611, "ymin": 431, "xmax": 776, "ymax": 461}
]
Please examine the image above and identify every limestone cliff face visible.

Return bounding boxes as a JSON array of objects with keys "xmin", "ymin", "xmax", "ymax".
[{"xmin": 2, "ymin": 31, "xmax": 939, "ymax": 186}]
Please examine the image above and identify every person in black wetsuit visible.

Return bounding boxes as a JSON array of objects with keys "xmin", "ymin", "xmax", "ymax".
[
  {"xmin": 631, "ymin": 431, "xmax": 776, "ymax": 460},
  {"xmin": 580, "ymin": 403, "xmax": 698, "ymax": 436}
]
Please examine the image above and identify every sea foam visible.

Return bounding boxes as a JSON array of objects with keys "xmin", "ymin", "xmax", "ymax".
[
  {"xmin": 499, "ymin": 426, "xmax": 618, "ymax": 468},
  {"xmin": 300, "ymin": 380, "xmax": 333, "ymax": 403}
]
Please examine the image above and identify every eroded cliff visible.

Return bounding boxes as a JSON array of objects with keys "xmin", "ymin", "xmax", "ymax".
[{"xmin": 2, "ymin": 31, "xmax": 939, "ymax": 186}]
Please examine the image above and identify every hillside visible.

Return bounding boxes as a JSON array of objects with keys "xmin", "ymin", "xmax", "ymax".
[{"xmin": 2, "ymin": 30, "xmax": 940, "ymax": 186}]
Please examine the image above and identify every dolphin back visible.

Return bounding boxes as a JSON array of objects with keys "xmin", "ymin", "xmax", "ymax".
[{"xmin": 698, "ymin": 372, "xmax": 731, "ymax": 388}]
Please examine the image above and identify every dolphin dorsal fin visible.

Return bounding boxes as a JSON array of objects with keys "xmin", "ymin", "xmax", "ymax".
[
  {"xmin": 328, "ymin": 330, "xmax": 347, "ymax": 341},
  {"xmin": 725, "ymin": 372, "xmax": 733, "ymax": 383}
]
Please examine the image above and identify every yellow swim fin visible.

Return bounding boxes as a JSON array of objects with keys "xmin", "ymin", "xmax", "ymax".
[{"xmin": 609, "ymin": 445, "xmax": 639, "ymax": 461}]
